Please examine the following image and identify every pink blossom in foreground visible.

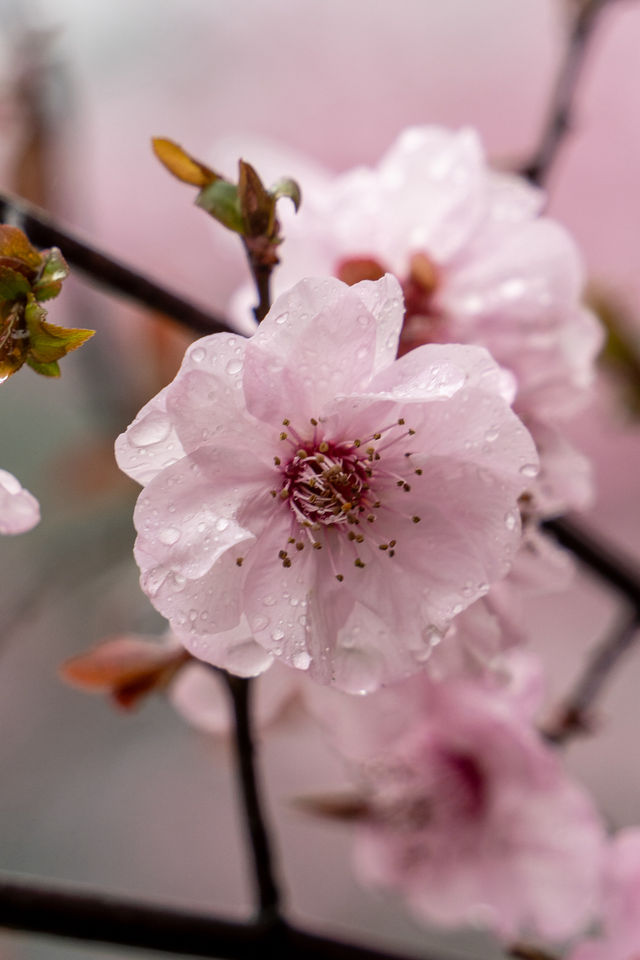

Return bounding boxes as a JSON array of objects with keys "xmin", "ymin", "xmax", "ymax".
[
  {"xmin": 0, "ymin": 469, "xmax": 40, "ymax": 534},
  {"xmin": 568, "ymin": 830, "xmax": 640, "ymax": 960},
  {"xmin": 308, "ymin": 656, "xmax": 605, "ymax": 940},
  {"xmin": 116, "ymin": 275, "xmax": 537, "ymax": 692}
]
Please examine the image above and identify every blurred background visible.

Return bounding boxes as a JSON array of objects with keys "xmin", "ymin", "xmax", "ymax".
[{"xmin": 0, "ymin": 1, "xmax": 639, "ymax": 958}]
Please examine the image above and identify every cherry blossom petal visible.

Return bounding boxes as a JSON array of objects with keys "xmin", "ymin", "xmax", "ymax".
[{"xmin": 0, "ymin": 469, "xmax": 40, "ymax": 535}]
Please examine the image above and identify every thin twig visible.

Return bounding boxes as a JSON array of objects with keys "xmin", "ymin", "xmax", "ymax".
[
  {"xmin": 544, "ymin": 607, "xmax": 638, "ymax": 744},
  {"xmin": 543, "ymin": 517, "xmax": 640, "ymax": 615},
  {"xmin": 222, "ymin": 673, "xmax": 282, "ymax": 920},
  {"xmin": 0, "ymin": 872, "xmax": 456, "ymax": 960},
  {"xmin": 520, "ymin": 0, "xmax": 615, "ymax": 187},
  {"xmin": 0, "ymin": 190, "xmax": 233, "ymax": 337}
]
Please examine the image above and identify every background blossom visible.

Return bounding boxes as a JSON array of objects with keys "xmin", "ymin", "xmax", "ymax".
[{"xmin": 0, "ymin": 468, "xmax": 39, "ymax": 534}]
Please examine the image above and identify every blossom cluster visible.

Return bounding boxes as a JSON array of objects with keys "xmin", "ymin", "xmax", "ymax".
[{"xmin": 108, "ymin": 125, "xmax": 634, "ymax": 952}]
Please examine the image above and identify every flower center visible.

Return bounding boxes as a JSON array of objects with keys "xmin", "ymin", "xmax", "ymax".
[
  {"xmin": 261, "ymin": 417, "xmax": 422, "ymax": 579},
  {"xmin": 284, "ymin": 444, "xmax": 370, "ymax": 527}
]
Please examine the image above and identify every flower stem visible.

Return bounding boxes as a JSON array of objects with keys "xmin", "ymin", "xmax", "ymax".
[
  {"xmin": 520, "ymin": 0, "xmax": 616, "ymax": 187},
  {"xmin": 222, "ymin": 672, "xmax": 282, "ymax": 920}
]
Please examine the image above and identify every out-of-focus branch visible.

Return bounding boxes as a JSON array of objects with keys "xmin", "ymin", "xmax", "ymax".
[
  {"xmin": 520, "ymin": 0, "xmax": 617, "ymax": 186},
  {"xmin": 0, "ymin": 191, "xmax": 233, "ymax": 337},
  {"xmin": 544, "ymin": 607, "xmax": 638, "ymax": 744},
  {"xmin": 0, "ymin": 871, "xmax": 454, "ymax": 960},
  {"xmin": 542, "ymin": 518, "xmax": 640, "ymax": 743},
  {"xmin": 223, "ymin": 673, "xmax": 282, "ymax": 919},
  {"xmin": 543, "ymin": 517, "xmax": 640, "ymax": 614}
]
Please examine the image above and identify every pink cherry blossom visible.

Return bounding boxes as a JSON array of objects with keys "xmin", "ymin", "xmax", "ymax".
[
  {"xmin": 568, "ymin": 830, "xmax": 640, "ymax": 960},
  {"xmin": 307, "ymin": 656, "xmax": 605, "ymax": 940},
  {"xmin": 226, "ymin": 126, "xmax": 602, "ymax": 428},
  {"xmin": 0, "ymin": 469, "xmax": 40, "ymax": 535},
  {"xmin": 116, "ymin": 274, "xmax": 537, "ymax": 692}
]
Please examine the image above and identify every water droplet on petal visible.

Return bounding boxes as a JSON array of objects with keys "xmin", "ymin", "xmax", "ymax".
[
  {"xmin": 215, "ymin": 517, "xmax": 229, "ymax": 532},
  {"xmin": 159, "ymin": 526, "xmax": 181, "ymax": 545},
  {"xmin": 274, "ymin": 311, "xmax": 289, "ymax": 325},
  {"xmin": 225, "ymin": 358, "xmax": 242, "ymax": 376},
  {"xmin": 292, "ymin": 650, "xmax": 311, "ymax": 670},
  {"xmin": 191, "ymin": 347, "xmax": 206, "ymax": 363},
  {"xmin": 128, "ymin": 413, "xmax": 172, "ymax": 447},
  {"xmin": 504, "ymin": 510, "xmax": 518, "ymax": 531},
  {"xmin": 519, "ymin": 463, "xmax": 538, "ymax": 478}
]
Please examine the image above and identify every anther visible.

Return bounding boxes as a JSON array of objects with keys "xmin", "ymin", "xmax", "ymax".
[
  {"xmin": 389, "ymin": 540, "xmax": 397, "ymax": 547},
  {"xmin": 398, "ymin": 418, "xmax": 405, "ymax": 425},
  {"xmin": 274, "ymin": 456, "xmax": 281, "ymax": 466},
  {"xmin": 236, "ymin": 557, "xmax": 244, "ymax": 567},
  {"xmin": 313, "ymin": 541, "xmax": 322, "ymax": 550},
  {"xmin": 319, "ymin": 441, "xmax": 329, "ymax": 453},
  {"xmin": 288, "ymin": 537, "xmax": 296, "ymax": 544},
  {"xmin": 283, "ymin": 558, "xmax": 292, "ymax": 568},
  {"xmin": 341, "ymin": 502, "xmax": 352, "ymax": 512},
  {"xmin": 278, "ymin": 550, "xmax": 288, "ymax": 560},
  {"xmin": 403, "ymin": 483, "xmax": 411, "ymax": 492},
  {"xmin": 366, "ymin": 514, "xmax": 375, "ymax": 523},
  {"xmin": 310, "ymin": 417, "xmax": 318, "ymax": 426},
  {"xmin": 336, "ymin": 574, "xmax": 344, "ymax": 582},
  {"xmin": 295, "ymin": 542, "xmax": 304, "ymax": 551},
  {"xmin": 354, "ymin": 439, "xmax": 361, "ymax": 447},
  {"xmin": 355, "ymin": 534, "xmax": 364, "ymax": 543},
  {"xmin": 408, "ymin": 428, "xmax": 416, "ymax": 436},
  {"xmin": 282, "ymin": 418, "xmax": 290, "ymax": 426},
  {"xmin": 280, "ymin": 489, "xmax": 289, "ymax": 499},
  {"xmin": 379, "ymin": 543, "xmax": 389, "ymax": 551},
  {"xmin": 354, "ymin": 558, "xmax": 366, "ymax": 569},
  {"xmin": 412, "ymin": 516, "xmax": 421, "ymax": 524},
  {"xmin": 270, "ymin": 490, "xmax": 277, "ymax": 498},
  {"xmin": 415, "ymin": 469, "xmax": 423, "ymax": 475},
  {"xmin": 280, "ymin": 432, "xmax": 288, "ymax": 440},
  {"xmin": 348, "ymin": 531, "xmax": 357, "ymax": 541},
  {"xmin": 373, "ymin": 432, "xmax": 381, "ymax": 440},
  {"xmin": 389, "ymin": 550, "xmax": 395, "ymax": 558},
  {"xmin": 296, "ymin": 448, "xmax": 307, "ymax": 458}
]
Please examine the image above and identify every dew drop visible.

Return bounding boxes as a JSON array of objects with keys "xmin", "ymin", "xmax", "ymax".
[
  {"xmin": 292, "ymin": 650, "xmax": 311, "ymax": 670},
  {"xmin": 271, "ymin": 628, "xmax": 285, "ymax": 642},
  {"xmin": 191, "ymin": 346, "xmax": 206, "ymax": 363},
  {"xmin": 519, "ymin": 463, "xmax": 538, "ymax": 478},
  {"xmin": 263, "ymin": 596, "xmax": 276, "ymax": 607},
  {"xmin": 484, "ymin": 426, "xmax": 499, "ymax": 443},
  {"xmin": 215, "ymin": 517, "xmax": 230, "ymax": 532},
  {"xmin": 159, "ymin": 526, "xmax": 181, "ymax": 545},
  {"xmin": 225, "ymin": 358, "xmax": 243, "ymax": 376},
  {"xmin": 128, "ymin": 414, "xmax": 171, "ymax": 447},
  {"xmin": 504, "ymin": 510, "xmax": 518, "ymax": 531},
  {"xmin": 252, "ymin": 614, "xmax": 269, "ymax": 630},
  {"xmin": 274, "ymin": 311, "xmax": 289, "ymax": 325}
]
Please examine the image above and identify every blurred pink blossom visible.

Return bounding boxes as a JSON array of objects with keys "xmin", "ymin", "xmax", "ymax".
[
  {"xmin": 0, "ymin": 468, "xmax": 39, "ymax": 534},
  {"xmin": 116, "ymin": 274, "xmax": 536, "ymax": 692},
  {"xmin": 308, "ymin": 655, "xmax": 605, "ymax": 940},
  {"xmin": 227, "ymin": 127, "xmax": 602, "ymax": 436},
  {"xmin": 568, "ymin": 829, "xmax": 640, "ymax": 960}
]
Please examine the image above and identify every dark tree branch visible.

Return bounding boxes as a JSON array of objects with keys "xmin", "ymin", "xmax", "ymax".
[
  {"xmin": 0, "ymin": 872, "xmax": 457, "ymax": 960},
  {"xmin": 543, "ymin": 517, "xmax": 640, "ymax": 615},
  {"xmin": 222, "ymin": 673, "xmax": 282, "ymax": 919},
  {"xmin": 544, "ymin": 607, "xmax": 638, "ymax": 745},
  {"xmin": 520, "ymin": 0, "xmax": 616, "ymax": 187},
  {"xmin": 0, "ymin": 191, "xmax": 233, "ymax": 337}
]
